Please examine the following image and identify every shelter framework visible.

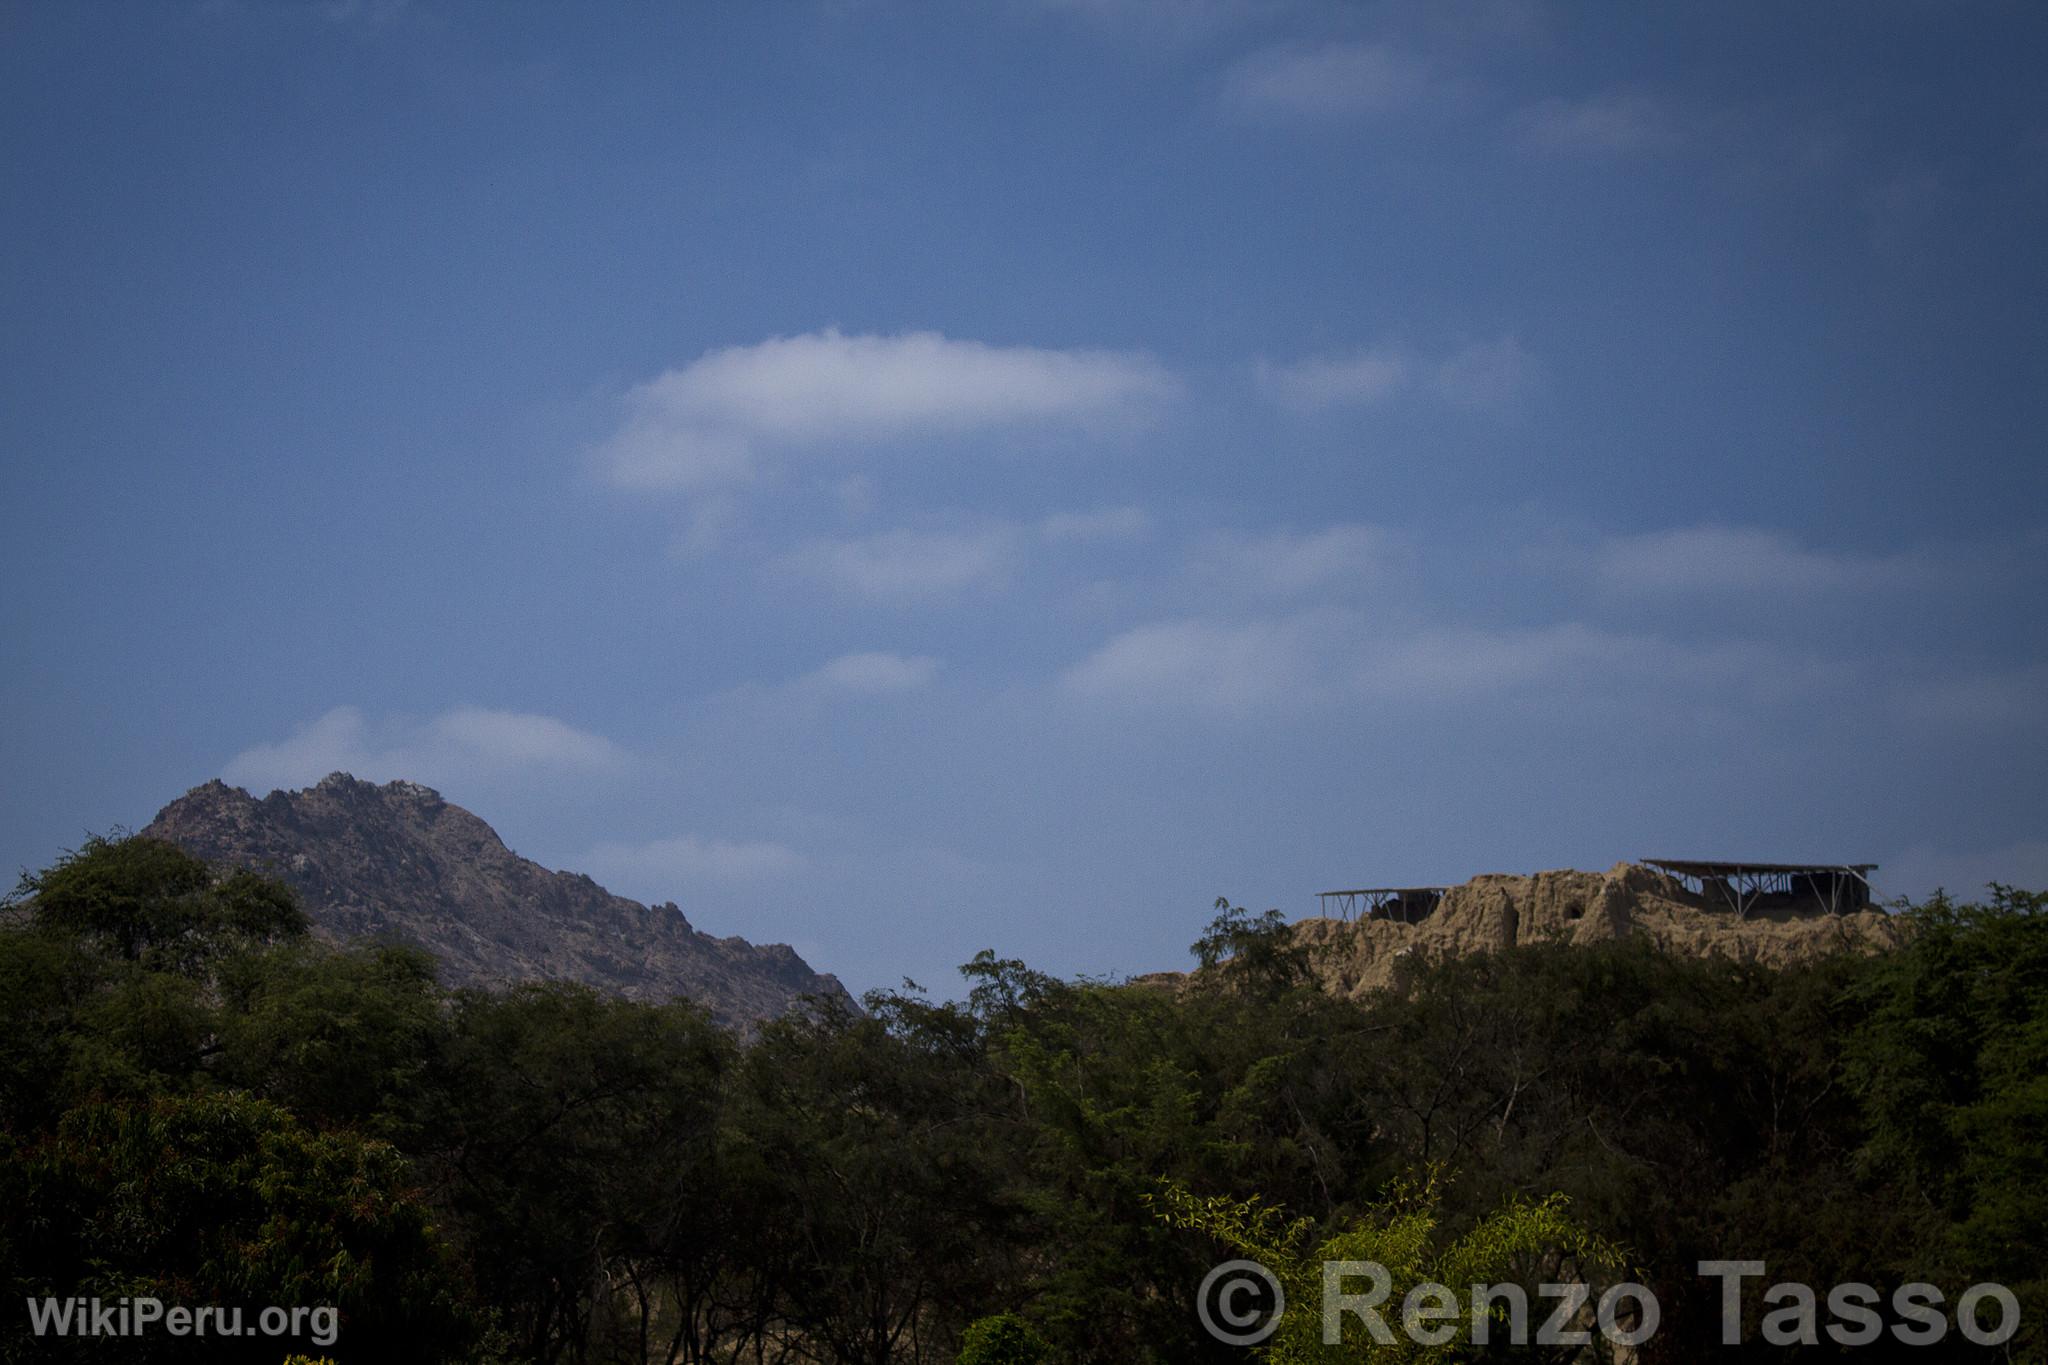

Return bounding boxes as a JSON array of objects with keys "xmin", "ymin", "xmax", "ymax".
[
  {"xmin": 1642, "ymin": 859, "xmax": 1877, "ymax": 918},
  {"xmin": 1314, "ymin": 887, "xmax": 1448, "ymax": 924}
]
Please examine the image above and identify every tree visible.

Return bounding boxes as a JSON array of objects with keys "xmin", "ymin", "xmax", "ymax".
[
  {"xmin": 1842, "ymin": 886, "xmax": 2048, "ymax": 1351},
  {"xmin": 1151, "ymin": 1168, "xmax": 1626, "ymax": 1362},
  {"xmin": 410, "ymin": 983, "xmax": 733, "ymax": 1365},
  {"xmin": 212, "ymin": 940, "xmax": 445, "ymax": 1141},
  {"xmin": 1192, "ymin": 898, "xmax": 1311, "ymax": 1000},
  {"xmin": 9, "ymin": 834, "xmax": 304, "ymax": 972},
  {"xmin": 0, "ymin": 1091, "xmax": 492, "ymax": 1364},
  {"xmin": 0, "ymin": 917, "xmax": 114, "ymax": 1129},
  {"xmin": 958, "ymin": 1312, "xmax": 1053, "ymax": 1365},
  {"xmin": 727, "ymin": 989, "xmax": 1025, "ymax": 1364}
]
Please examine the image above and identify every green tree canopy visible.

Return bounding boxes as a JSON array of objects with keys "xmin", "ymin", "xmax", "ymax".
[
  {"xmin": 10, "ymin": 834, "xmax": 305, "ymax": 971},
  {"xmin": 0, "ymin": 1090, "xmax": 490, "ymax": 1364}
]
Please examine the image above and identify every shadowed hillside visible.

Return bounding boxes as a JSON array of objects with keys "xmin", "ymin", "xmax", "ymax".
[{"xmin": 143, "ymin": 773, "xmax": 849, "ymax": 1029}]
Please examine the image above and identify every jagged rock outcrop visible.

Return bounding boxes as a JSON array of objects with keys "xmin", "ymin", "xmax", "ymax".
[
  {"xmin": 142, "ymin": 773, "xmax": 852, "ymax": 1029},
  {"xmin": 1291, "ymin": 863, "xmax": 1907, "ymax": 1000}
]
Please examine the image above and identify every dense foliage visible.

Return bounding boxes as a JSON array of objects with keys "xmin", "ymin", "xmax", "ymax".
[{"xmin": 1, "ymin": 837, "xmax": 2041, "ymax": 1362}]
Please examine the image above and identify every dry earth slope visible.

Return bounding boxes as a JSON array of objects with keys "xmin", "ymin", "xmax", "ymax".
[
  {"xmin": 142, "ymin": 773, "xmax": 852, "ymax": 1029},
  {"xmin": 1288, "ymin": 863, "xmax": 1907, "ymax": 1000}
]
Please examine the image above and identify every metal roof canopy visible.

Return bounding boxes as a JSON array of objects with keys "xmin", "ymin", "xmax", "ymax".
[
  {"xmin": 1642, "ymin": 859, "xmax": 1878, "ymax": 918},
  {"xmin": 1316, "ymin": 887, "xmax": 1449, "ymax": 923}
]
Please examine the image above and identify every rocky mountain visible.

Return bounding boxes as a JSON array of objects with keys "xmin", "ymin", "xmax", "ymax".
[{"xmin": 142, "ymin": 773, "xmax": 851, "ymax": 1029}]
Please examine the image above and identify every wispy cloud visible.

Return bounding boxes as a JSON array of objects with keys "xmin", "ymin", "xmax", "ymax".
[
  {"xmin": 769, "ymin": 508, "xmax": 1153, "ymax": 604},
  {"xmin": 668, "ymin": 492, "xmax": 745, "ymax": 559},
  {"xmin": 596, "ymin": 329, "xmax": 1175, "ymax": 492},
  {"xmin": 1039, "ymin": 506, "xmax": 1151, "ymax": 542},
  {"xmin": 1594, "ymin": 525, "xmax": 1919, "ymax": 596},
  {"xmin": 1259, "ymin": 336, "xmax": 1534, "ymax": 410},
  {"xmin": 1257, "ymin": 349, "xmax": 1409, "ymax": 409},
  {"xmin": 1516, "ymin": 91, "xmax": 1675, "ymax": 154},
  {"xmin": 223, "ymin": 705, "xmax": 627, "ymax": 794},
  {"xmin": 1349, "ymin": 622, "xmax": 1789, "ymax": 700},
  {"xmin": 1059, "ymin": 612, "xmax": 1346, "ymax": 712},
  {"xmin": 805, "ymin": 651, "xmax": 941, "ymax": 694},
  {"xmin": 1430, "ymin": 336, "xmax": 1535, "ymax": 405},
  {"xmin": 1223, "ymin": 41, "xmax": 1438, "ymax": 119},
  {"xmin": 772, "ymin": 525, "xmax": 1023, "ymax": 601},
  {"xmin": 1061, "ymin": 611, "xmax": 1828, "ymax": 716},
  {"xmin": 1190, "ymin": 524, "xmax": 1398, "ymax": 596}
]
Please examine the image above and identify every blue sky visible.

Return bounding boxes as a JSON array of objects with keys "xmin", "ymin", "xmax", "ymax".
[{"xmin": 5, "ymin": 0, "xmax": 2045, "ymax": 997}]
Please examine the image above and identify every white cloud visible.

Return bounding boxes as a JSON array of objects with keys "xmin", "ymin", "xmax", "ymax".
[
  {"xmin": 1060, "ymin": 613, "xmax": 1342, "ymax": 712},
  {"xmin": 1192, "ymin": 524, "xmax": 1396, "ymax": 596},
  {"xmin": 809, "ymin": 651, "xmax": 940, "ymax": 693},
  {"xmin": 1518, "ymin": 92, "xmax": 1674, "ymax": 154},
  {"xmin": 1224, "ymin": 41, "xmax": 1437, "ymax": 119},
  {"xmin": 603, "ymin": 419, "xmax": 754, "ymax": 492},
  {"xmin": 224, "ymin": 705, "xmax": 626, "ymax": 794},
  {"xmin": 1355, "ymin": 623, "xmax": 1655, "ymax": 698},
  {"xmin": 596, "ymin": 329, "xmax": 1176, "ymax": 491},
  {"xmin": 1595, "ymin": 526, "xmax": 1913, "ymax": 596},
  {"xmin": 1039, "ymin": 506, "xmax": 1151, "ymax": 542},
  {"xmin": 1353, "ymin": 623, "xmax": 1820, "ymax": 703},
  {"xmin": 1260, "ymin": 337, "xmax": 1532, "ymax": 410},
  {"xmin": 770, "ymin": 510, "xmax": 1150, "ymax": 605},
  {"xmin": 1061, "ymin": 610, "xmax": 1826, "ymax": 716},
  {"xmin": 430, "ymin": 708, "xmax": 623, "ymax": 770},
  {"xmin": 773, "ymin": 526, "xmax": 1022, "ymax": 601},
  {"xmin": 668, "ymin": 492, "xmax": 744, "ymax": 559},
  {"xmin": 583, "ymin": 834, "xmax": 806, "ymax": 891}
]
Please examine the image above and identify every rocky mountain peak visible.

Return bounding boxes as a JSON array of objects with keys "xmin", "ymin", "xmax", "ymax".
[{"xmin": 142, "ymin": 775, "xmax": 849, "ymax": 1029}]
